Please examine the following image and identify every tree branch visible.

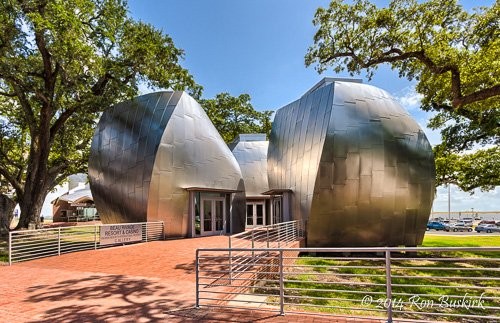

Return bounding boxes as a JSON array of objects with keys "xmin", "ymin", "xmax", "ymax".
[
  {"xmin": 91, "ymin": 72, "xmax": 112, "ymax": 96},
  {"xmin": 0, "ymin": 166, "xmax": 22, "ymax": 194},
  {"xmin": 9, "ymin": 81, "xmax": 36, "ymax": 134},
  {"xmin": 453, "ymin": 84, "xmax": 500, "ymax": 107},
  {"xmin": 0, "ymin": 90, "xmax": 17, "ymax": 98},
  {"xmin": 0, "ymin": 148, "xmax": 24, "ymax": 170},
  {"xmin": 49, "ymin": 106, "xmax": 78, "ymax": 143},
  {"xmin": 322, "ymin": 46, "xmax": 500, "ymax": 109},
  {"xmin": 34, "ymin": 28, "xmax": 53, "ymax": 94},
  {"xmin": 47, "ymin": 162, "xmax": 67, "ymax": 179}
]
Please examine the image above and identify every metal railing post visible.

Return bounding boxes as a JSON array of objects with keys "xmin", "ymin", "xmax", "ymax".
[
  {"xmin": 279, "ymin": 249, "xmax": 285, "ymax": 315},
  {"xmin": 385, "ymin": 249, "xmax": 393, "ymax": 323},
  {"xmin": 195, "ymin": 249, "xmax": 200, "ymax": 308},
  {"xmin": 162, "ymin": 221, "xmax": 165, "ymax": 240},
  {"xmin": 278, "ymin": 226, "xmax": 281, "ymax": 248},
  {"xmin": 228, "ymin": 236, "xmax": 233, "ymax": 283},
  {"xmin": 58, "ymin": 227, "xmax": 61, "ymax": 256},
  {"xmin": 251, "ymin": 229, "xmax": 255, "ymax": 259},
  {"xmin": 285, "ymin": 222, "xmax": 288, "ymax": 241},
  {"xmin": 94, "ymin": 225, "xmax": 98, "ymax": 250},
  {"xmin": 266, "ymin": 227, "xmax": 270, "ymax": 248},
  {"xmin": 8, "ymin": 231, "xmax": 12, "ymax": 265}
]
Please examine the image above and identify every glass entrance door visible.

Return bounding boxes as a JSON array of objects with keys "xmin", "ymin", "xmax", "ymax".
[
  {"xmin": 201, "ymin": 197, "xmax": 225, "ymax": 236},
  {"xmin": 246, "ymin": 201, "xmax": 265, "ymax": 228}
]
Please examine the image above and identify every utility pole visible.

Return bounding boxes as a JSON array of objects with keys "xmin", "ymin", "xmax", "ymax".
[{"xmin": 448, "ymin": 184, "xmax": 451, "ymax": 221}]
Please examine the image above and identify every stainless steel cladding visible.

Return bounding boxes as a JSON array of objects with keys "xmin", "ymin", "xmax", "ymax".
[
  {"xmin": 230, "ymin": 134, "xmax": 269, "ymax": 197},
  {"xmin": 268, "ymin": 79, "xmax": 436, "ymax": 247},
  {"xmin": 89, "ymin": 92, "xmax": 245, "ymax": 237}
]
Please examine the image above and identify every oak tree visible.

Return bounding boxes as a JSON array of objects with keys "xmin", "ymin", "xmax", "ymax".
[
  {"xmin": 306, "ymin": 0, "xmax": 499, "ymax": 191},
  {"xmin": 200, "ymin": 93, "xmax": 273, "ymax": 144},
  {"xmin": 0, "ymin": 0, "xmax": 200, "ymax": 229}
]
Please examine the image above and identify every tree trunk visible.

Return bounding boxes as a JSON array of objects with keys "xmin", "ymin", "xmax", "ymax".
[
  {"xmin": 0, "ymin": 194, "xmax": 16, "ymax": 238},
  {"xmin": 15, "ymin": 187, "xmax": 48, "ymax": 230}
]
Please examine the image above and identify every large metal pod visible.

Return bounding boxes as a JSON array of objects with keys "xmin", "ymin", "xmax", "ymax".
[
  {"xmin": 89, "ymin": 91, "xmax": 246, "ymax": 237},
  {"xmin": 268, "ymin": 78, "xmax": 435, "ymax": 247}
]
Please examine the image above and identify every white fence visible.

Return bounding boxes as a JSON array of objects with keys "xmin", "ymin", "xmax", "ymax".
[{"xmin": 8, "ymin": 221, "xmax": 164, "ymax": 264}]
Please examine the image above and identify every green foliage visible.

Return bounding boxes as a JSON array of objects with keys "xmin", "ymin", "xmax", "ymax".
[
  {"xmin": 434, "ymin": 145, "xmax": 500, "ymax": 192},
  {"xmin": 0, "ymin": 0, "xmax": 200, "ymax": 228},
  {"xmin": 306, "ymin": 0, "xmax": 500, "ymax": 191},
  {"xmin": 200, "ymin": 93, "xmax": 273, "ymax": 144}
]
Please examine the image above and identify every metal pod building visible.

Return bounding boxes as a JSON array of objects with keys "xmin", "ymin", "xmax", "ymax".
[
  {"xmin": 268, "ymin": 78, "xmax": 436, "ymax": 247},
  {"xmin": 229, "ymin": 134, "xmax": 272, "ymax": 228},
  {"xmin": 88, "ymin": 91, "xmax": 246, "ymax": 238}
]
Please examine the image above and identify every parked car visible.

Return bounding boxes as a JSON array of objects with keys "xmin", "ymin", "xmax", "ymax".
[
  {"xmin": 447, "ymin": 222, "xmax": 473, "ymax": 232},
  {"xmin": 478, "ymin": 220, "xmax": 496, "ymax": 226},
  {"xmin": 459, "ymin": 219, "xmax": 474, "ymax": 226},
  {"xmin": 475, "ymin": 224, "xmax": 500, "ymax": 233},
  {"xmin": 427, "ymin": 221, "xmax": 447, "ymax": 231}
]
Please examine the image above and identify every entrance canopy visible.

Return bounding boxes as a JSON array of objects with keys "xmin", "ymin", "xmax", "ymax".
[
  {"xmin": 261, "ymin": 189, "xmax": 293, "ymax": 195},
  {"xmin": 184, "ymin": 187, "xmax": 242, "ymax": 193}
]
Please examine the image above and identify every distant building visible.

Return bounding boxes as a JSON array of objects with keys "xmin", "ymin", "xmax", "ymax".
[{"xmin": 51, "ymin": 183, "xmax": 97, "ymax": 222}]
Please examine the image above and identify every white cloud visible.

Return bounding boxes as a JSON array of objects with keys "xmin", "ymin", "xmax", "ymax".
[
  {"xmin": 432, "ymin": 185, "xmax": 500, "ymax": 213},
  {"xmin": 394, "ymin": 86, "xmax": 423, "ymax": 111}
]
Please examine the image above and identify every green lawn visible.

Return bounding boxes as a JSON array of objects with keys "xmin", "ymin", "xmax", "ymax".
[
  {"xmin": 422, "ymin": 234, "xmax": 500, "ymax": 247},
  {"xmin": 259, "ymin": 235, "xmax": 500, "ymax": 321}
]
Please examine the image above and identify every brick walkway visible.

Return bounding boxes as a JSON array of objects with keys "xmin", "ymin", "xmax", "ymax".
[{"xmin": 0, "ymin": 236, "xmax": 384, "ymax": 322}]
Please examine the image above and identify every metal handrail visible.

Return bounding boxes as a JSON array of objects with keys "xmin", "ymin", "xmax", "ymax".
[
  {"xmin": 229, "ymin": 220, "xmax": 304, "ymax": 249},
  {"xmin": 195, "ymin": 246, "xmax": 500, "ymax": 322},
  {"xmin": 8, "ymin": 221, "xmax": 164, "ymax": 264},
  {"xmin": 226, "ymin": 220, "xmax": 304, "ymax": 283}
]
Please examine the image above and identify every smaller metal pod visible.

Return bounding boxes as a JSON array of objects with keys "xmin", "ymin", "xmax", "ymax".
[
  {"xmin": 89, "ymin": 91, "xmax": 246, "ymax": 237},
  {"xmin": 230, "ymin": 134, "xmax": 273, "ymax": 228},
  {"xmin": 230, "ymin": 134, "xmax": 270, "ymax": 197}
]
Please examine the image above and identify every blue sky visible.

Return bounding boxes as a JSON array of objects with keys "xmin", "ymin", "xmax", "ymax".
[{"xmin": 127, "ymin": 0, "xmax": 499, "ymax": 212}]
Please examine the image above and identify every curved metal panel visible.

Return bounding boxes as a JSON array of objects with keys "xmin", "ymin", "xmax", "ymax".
[
  {"xmin": 89, "ymin": 92, "xmax": 245, "ymax": 237},
  {"xmin": 89, "ymin": 92, "xmax": 180, "ymax": 224},
  {"xmin": 148, "ymin": 93, "xmax": 245, "ymax": 236},
  {"xmin": 268, "ymin": 80, "xmax": 435, "ymax": 247},
  {"xmin": 230, "ymin": 135, "xmax": 269, "ymax": 197},
  {"xmin": 268, "ymin": 83, "xmax": 334, "ymax": 222}
]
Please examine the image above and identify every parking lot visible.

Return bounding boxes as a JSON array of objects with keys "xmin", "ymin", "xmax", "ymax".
[{"xmin": 426, "ymin": 230, "xmax": 500, "ymax": 236}]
